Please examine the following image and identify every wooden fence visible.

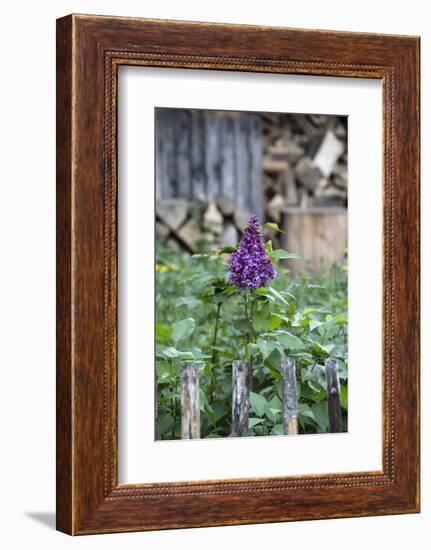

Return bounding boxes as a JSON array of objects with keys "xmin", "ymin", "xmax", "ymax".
[
  {"xmin": 155, "ymin": 108, "xmax": 263, "ymax": 216},
  {"xmin": 180, "ymin": 357, "xmax": 342, "ymax": 439}
]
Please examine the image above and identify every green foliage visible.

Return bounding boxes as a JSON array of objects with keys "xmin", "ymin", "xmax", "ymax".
[{"xmin": 155, "ymin": 237, "xmax": 348, "ymax": 439}]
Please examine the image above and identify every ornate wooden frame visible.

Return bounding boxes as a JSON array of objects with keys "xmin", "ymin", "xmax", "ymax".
[{"xmin": 56, "ymin": 14, "xmax": 420, "ymax": 535}]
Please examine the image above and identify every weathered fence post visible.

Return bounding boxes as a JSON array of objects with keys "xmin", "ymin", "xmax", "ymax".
[
  {"xmin": 281, "ymin": 357, "xmax": 299, "ymax": 435},
  {"xmin": 180, "ymin": 362, "xmax": 200, "ymax": 439},
  {"xmin": 231, "ymin": 360, "xmax": 251, "ymax": 437},
  {"xmin": 325, "ymin": 358, "xmax": 342, "ymax": 433}
]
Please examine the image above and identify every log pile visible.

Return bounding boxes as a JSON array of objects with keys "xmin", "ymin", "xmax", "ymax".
[
  {"xmin": 262, "ymin": 113, "xmax": 347, "ymax": 223},
  {"xmin": 155, "ymin": 113, "xmax": 348, "ymax": 254},
  {"xmin": 156, "ymin": 196, "xmax": 248, "ymax": 252}
]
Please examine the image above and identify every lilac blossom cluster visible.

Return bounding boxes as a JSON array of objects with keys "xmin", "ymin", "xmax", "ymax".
[{"xmin": 228, "ymin": 215, "xmax": 277, "ymax": 289}]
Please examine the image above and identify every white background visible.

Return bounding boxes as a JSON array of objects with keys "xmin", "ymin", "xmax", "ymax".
[
  {"xmin": 0, "ymin": 1, "xmax": 428, "ymax": 548},
  {"xmin": 118, "ymin": 67, "xmax": 382, "ymax": 483}
]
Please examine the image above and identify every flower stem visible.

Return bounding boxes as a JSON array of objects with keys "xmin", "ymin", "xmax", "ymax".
[
  {"xmin": 209, "ymin": 301, "xmax": 222, "ymax": 403},
  {"xmin": 248, "ymin": 289, "xmax": 255, "ymax": 346}
]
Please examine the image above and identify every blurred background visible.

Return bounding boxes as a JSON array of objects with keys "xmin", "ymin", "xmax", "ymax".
[{"xmin": 155, "ymin": 107, "xmax": 347, "ymax": 274}]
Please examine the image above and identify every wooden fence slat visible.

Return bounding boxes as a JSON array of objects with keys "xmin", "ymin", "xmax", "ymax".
[
  {"xmin": 281, "ymin": 357, "xmax": 299, "ymax": 435},
  {"xmin": 180, "ymin": 362, "xmax": 200, "ymax": 439},
  {"xmin": 231, "ymin": 360, "xmax": 251, "ymax": 437},
  {"xmin": 325, "ymin": 358, "xmax": 342, "ymax": 433}
]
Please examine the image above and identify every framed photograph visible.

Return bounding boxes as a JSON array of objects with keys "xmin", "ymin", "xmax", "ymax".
[{"xmin": 56, "ymin": 14, "xmax": 420, "ymax": 534}]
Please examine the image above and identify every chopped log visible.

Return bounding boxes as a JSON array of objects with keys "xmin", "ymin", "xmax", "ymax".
[
  {"xmin": 290, "ymin": 113, "xmax": 319, "ymax": 138},
  {"xmin": 281, "ymin": 357, "xmax": 299, "ymax": 435},
  {"xmin": 294, "ymin": 157, "xmax": 323, "ymax": 193},
  {"xmin": 313, "ymin": 130, "xmax": 344, "ymax": 177},
  {"xmin": 220, "ymin": 223, "xmax": 238, "ymax": 247},
  {"xmin": 268, "ymin": 142, "xmax": 305, "ymax": 163},
  {"xmin": 263, "ymin": 158, "xmax": 289, "ymax": 173},
  {"xmin": 216, "ymin": 195, "xmax": 235, "ymax": 217},
  {"xmin": 266, "ymin": 194, "xmax": 285, "ymax": 223},
  {"xmin": 180, "ymin": 362, "xmax": 200, "ymax": 439},
  {"xmin": 325, "ymin": 359, "xmax": 342, "ymax": 433},
  {"xmin": 155, "ymin": 198, "xmax": 188, "ymax": 231},
  {"xmin": 203, "ymin": 201, "xmax": 223, "ymax": 235},
  {"xmin": 282, "ymin": 207, "xmax": 347, "ymax": 275},
  {"xmin": 155, "ymin": 221, "xmax": 170, "ymax": 239},
  {"xmin": 176, "ymin": 218, "xmax": 200, "ymax": 252},
  {"xmin": 233, "ymin": 209, "xmax": 251, "ymax": 232},
  {"xmin": 283, "ymin": 167, "xmax": 299, "ymax": 206},
  {"xmin": 231, "ymin": 360, "xmax": 251, "ymax": 437}
]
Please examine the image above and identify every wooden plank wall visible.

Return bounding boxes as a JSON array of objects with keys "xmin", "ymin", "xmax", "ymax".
[{"xmin": 155, "ymin": 108, "xmax": 263, "ymax": 216}]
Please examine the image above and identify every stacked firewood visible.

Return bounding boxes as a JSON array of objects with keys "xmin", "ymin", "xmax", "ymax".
[
  {"xmin": 155, "ymin": 197, "xmax": 248, "ymax": 253},
  {"xmin": 156, "ymin": 113, "xmax": 348, "ymax": 253},
  {"xmin": 262, "ymin": 113, "xmax": 347, "ymax": 223}
]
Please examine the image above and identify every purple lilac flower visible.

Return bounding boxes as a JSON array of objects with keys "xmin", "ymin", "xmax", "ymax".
[{"xmin": 228, "ymin": 215, "xmax": 277, "ymax": 289}]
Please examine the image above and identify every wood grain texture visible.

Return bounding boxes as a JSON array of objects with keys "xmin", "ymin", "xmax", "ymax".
[
  {"xmin": 154, "ymin": 109, "xmax": 263, "ymax": 215},
  {"xmin": 281, "ymin": 357, "xmax": 299, "ymax": 436},
  {"xmin": 231, "ymin": 360, "xmax": 251, "ymax": 437},
  {"xmin": 180, "ymin": 362, "xmax": 200, "ymax": 439},
  {"xmin": 56, "ymin": 15, "xmax": 73, "ymax": 535},
  {"xmin": 56, "ymin": 14, "xmax": 420, "ymax": 535},
  {"xmin": 325, "ymin": 359, "xmax": 342, "ymax": 433}
]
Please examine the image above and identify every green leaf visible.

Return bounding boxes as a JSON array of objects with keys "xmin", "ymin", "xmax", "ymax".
[
  {"xmin": 266, "ymin": 348, "xmax": 282, "ymax": 376},
  {"xmin": 155, "ymin": 361, "xmax": 171, "ymax": 381},
  {"xmin": 175, "ymin": 296, "xmax": 200, "ymax": 309},
  {"xmin": 247, "ymin": 343, "xmax": 259, "ymax": 356},
  {"xmin": 268, "ymin": 315, "xmax": 283, "ymax": 330},
  {"xmin": 265, "ymin": 222, "xmax": 284, "ymax": 233},
  {"xmin": 252, "ymin": 302, "xmax": 272, "ymax": 331},
  {"xmin": 172, "ymin": 318, "xmax": 196, "ymax": 344},
  {"xmin": 268, "ymin": 286, "xmax": 288, "ymax": 305},
  {"xmin": 156, "ymin": 324, "xmax": 172, "ymax": 342},
  {"xmin": 248, "ymin": 417, "xmax": 265, "ymax": 429},
  {"xmin": 250, "ymin": 391, "xmax": 268, "ymax": 417},
  {"xmin": 271, "ymin": 424, "xmax": 284, "ymax": 435},
  {"xmin": 271, "ymin": 249, "xmax": 301, "ymax": 260},
  {"xmin": 311, "ymin": 401, "xmax": 329, "ymax": 432},
  {"xmin": 217, "ymin": 246, "xmax": 237, "ymax": 254},
  {"xmin": 309, "ymin": 319, "xmax": 324, "ymax": 332},
  {"xmin": 276, "ymin": 330, "xmax": 304, "ymax": 350},
  {"xmin": 299, "ymin": 402, "xmax": 314, "ymax": 419},
  {"xmin": 190, "ymin": 347, "xmax": 211, "ymax": 360},
  {"xmin": 155, "ymin": 413, "xmax": 174, "ymax": 436},
  {"xmin": 265, "ymin": 240, "xmax": 273, "ymax": 255},
  {"xmin": 257, "ymin": 338, "xmax": 276, "ymax": 361},
  {"xmin": 272, "ymin": 312, "xmax": 291, "ymax": 324},
  {"xmin": 157, "ymin": 346, "xmax": 181, "ymax": 359},
  {"xmin": 333, "ymin": 312, "xmax": 348, "ymax": 325},
  {"xmin": 306, "ymin": 338, "xmax": 332, "ymax": 358},
  {"xmin": 267, "ymin": 407, "xmax": 282, "ymax": 422},
  {"xmin": 340, "ymin": 384, "xmax": 348, "ymax": 409},
  {"xmin": 214, "ymin": 285, "xmax": 237, "ymax": 297}
]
